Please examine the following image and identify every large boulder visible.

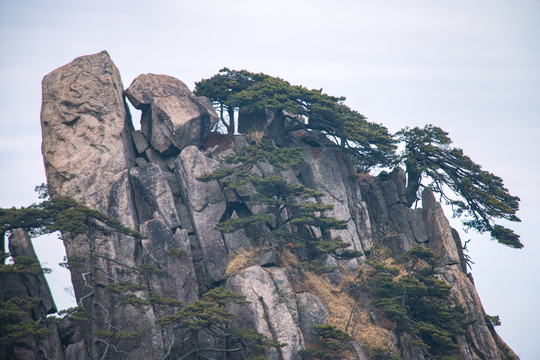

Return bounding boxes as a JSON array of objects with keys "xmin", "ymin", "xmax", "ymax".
[
  {"xmin": 41, "ymin": 51, "xmax": 136, "ymax": 218},
  {"xmin": 125, "ymin": 74, "xmax": 218, "ymax": 154},
  {"xmin": 40, "ymin": 52, "xmax": 147, "ymax": 359}
]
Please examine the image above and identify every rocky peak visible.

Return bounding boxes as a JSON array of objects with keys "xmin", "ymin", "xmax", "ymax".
[{"xmin": 5, "ymin": 51, "xmax": 517, "ymax": 360}]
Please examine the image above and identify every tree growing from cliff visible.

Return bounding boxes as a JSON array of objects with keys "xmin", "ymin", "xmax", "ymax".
[
  {"xmin": 152, "ymin": 286, "xmax": 284, "ymax": 359},
  {"xmin": 0, "ymin": 193, "xmax": 144, "ymax": 240},
  {"xmin": 396, "ymin": 125, "xmax": 522, "ymax": 248},
  {"xmin": 0, "ymin": 188, "xmax": 149, "ymax": 359},
  {"xmin": 194, "ymin": 68, "xmax": 263, "ymax": 135},
  {"xmin": 297, "ymin": 324, "xmax": 353, "ymax": 359},
  {"xmin": 198, "ymin": 140, "xmax": 362, "ymax": 269},
  {"xmin": 195, "ymin": 69, "xmax": 396, "ymax": 168},
  {"xmin": 355, "ymin": 245, "xmax": 472, "ymax": 357},
  {"xmin": 1, "ymin": 187, "xmax": 281, "ymax": 359},
  {"xmin": 197, "ymin": 70, "xmax": 522, "ymax": 248}
]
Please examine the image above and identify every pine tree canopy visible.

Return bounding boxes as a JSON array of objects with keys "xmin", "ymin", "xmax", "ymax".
[
  {"xmin": 396, "ymin": 125, "xmax": 521, "ymax": 248},
  {"xmin": 196, "ymin": 69, "xmax": 522, "ymax": 249},
  {"xmin": 195, "ymin": 68, "xmax": 396, "ymax": 168},
  {"xmin": 0, "ymin": 196, "xmax": 144, "ymax": 239},
  {"xmin": 197, "ymin": 71, "xmax": 521, "ymax": 249}
]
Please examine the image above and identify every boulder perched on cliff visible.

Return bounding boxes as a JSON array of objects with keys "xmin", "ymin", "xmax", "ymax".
[
  {"xmin": 125, "ymin": 74, "xmax": 218, "ymax": 154},
  {"xmin": 41, "ymin": 51, "xmax": 136, "ymax": 216}
]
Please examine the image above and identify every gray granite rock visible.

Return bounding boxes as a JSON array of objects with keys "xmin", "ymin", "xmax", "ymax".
[
  {"xmin": 41, "ymin": 51, "xmax": 136, "ymax": 216},
  {"xmin": 174, "ymin": 146, "xmax": 228, "ymax": 283},
  {"xmin": 227, "ymin": 266, "xmax": 304, "ymax": 359},
  {"xmin": 130, "ymin": 163, "xmax": 180, "ymax": 229},
  {"xmin": 296, "ymin": 292, "xmax": 329, "ymax": 343},
  {"xmin": 125, "ymin": 74, "xmax": 218, "ymax": 154},
  {"xmin": 422, "ymin": 188, "xmax": 460, "ymax": 265},
  {"xmin": 131, "ymin": 130, "xmax": 150, "ymax": 155}
]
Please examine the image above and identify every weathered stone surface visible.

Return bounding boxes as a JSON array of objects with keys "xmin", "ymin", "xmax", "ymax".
[
  {"xmin": 41, "ymin": 51, "xmax": 136, "ymax": 214},
  {"xmin": 125, "ymin": 74, "xmax": 218, "ymax": 154},
  {"xmin": 359, "ymin": 179, "xmax": 390, "ymax": 241},
  {"xmin": 409, "ymin": 208, "xmax": 428, "ymax": 243},
  {"xmin": 134, "ymin": 157, "xmax": 147, "ymax": 167},
  {"xmin": 227, "ymin": 266, "xmax": 304, "ymax": 359},
  {"xmin": 380, "ymin": 176, "xmax": 401, "ymax": 207},
  {"xmin": 387, "ymin": 167, "xmax": 407, "ymax": 204},
  {"xmin": 226, "ymin": 269, "xmax": 280, "ymax": 360},
  {"xmin": 131, "ymin": 130, "xmax": 150, "ymax": 155},
  {"xmin": 451, "ymin": 228, "xmax": 469, "ymax": 273},
  {"xmin": 58, "ymin": 317, "xmax": 83, "ymax": 350},
  {"xmin": 64, "ymin": 341, "xmax": 90, "ymax": 360},
  {"xmin": 140, "ymin": 219, "xmax": 198, "ymax": 304},
  {"xmin": 296, "ymin": 292, "xmax": 329, "ymax": 343},
  {"xmin": 223, "ymin": 212, "xmax": 252, "ymax": 255},
  {"xmin": 387, "ymin": 205, "xmax": 417, "ymax": 244},
  {"xmin": 254, "ymin": 250, "xmax": 278, "ymax": 267},
  {"xmin": 174, "ymin": 146, "xmax": 228, "ymax": 283},
  {"xmin": 351, "ymin": 343, "xmax": 372, "ymax": 360},
  {"xmin": 298, "ymin": 144, "xmax": 365, "ymax": 266},
  {"xmin": 382, "ymin": 233, "xmax": 411, "ymax": 257},
  {"xmin": 422, "ymin": 188, "xmax": 460, "ymax": 265},
  {"xmin": 442, "ymin": 265, "xmax": 502, "ymax": 359},
  {"xmin": 130, "ymin": 163, "xmax": 180, "ymax": 229},
  {"xmin": 37, "ymin": 56, "xmax": 517, "ymax": 359},
  {"xmin": 143, "ymin": 146, "xmax": 173, "ymax": 171},
  {"xmin": 267, "ymin": 267, "xmax": 300, "ymax": 323}
]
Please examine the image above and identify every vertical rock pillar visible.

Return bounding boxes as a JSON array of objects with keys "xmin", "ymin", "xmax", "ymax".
[{"xmin": 40, "ymin": 51, "xmax": 144, "ymax": 359}]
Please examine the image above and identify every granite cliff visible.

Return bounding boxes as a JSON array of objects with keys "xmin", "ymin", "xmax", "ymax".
[{"xmin": 1, "ymin": 51, "xmax": 518, "ymax": 359}]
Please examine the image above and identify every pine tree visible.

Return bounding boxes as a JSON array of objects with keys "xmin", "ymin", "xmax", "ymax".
[
  {"xmin": 396, "ymin": 125, "xmax": 521, "ymax": 248},
  {"xmin": 358, "ymin": 246, "xmax": 472, "ymax": 357},
  {"xmin": 198, "ymin": 140, "xmax": 362, "ymax": 269},
  {"xmin": 195, "ymin": 69, "xmax": 396, "ymax": 168}
]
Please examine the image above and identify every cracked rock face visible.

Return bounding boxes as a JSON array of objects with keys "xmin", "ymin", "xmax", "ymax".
[
  {"xmin": 33, "ymin": 52, "xmax": 518, "ymax": 360},
  {"xmin": 174, "ymin": 146, "xmax": 229, "ymax": 284},
  {"xmin": 226, "ymin": 266, "xmax": 305, "ymax": 360}
]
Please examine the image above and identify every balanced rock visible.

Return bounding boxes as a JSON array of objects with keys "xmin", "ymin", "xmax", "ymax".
[
  {"xmin": 125, "ymin": 74, "xmax": 218, "ymax": 154},
  {"xmin": 41, "ymin": 51, "xmax": 136, "ymax": 215}
]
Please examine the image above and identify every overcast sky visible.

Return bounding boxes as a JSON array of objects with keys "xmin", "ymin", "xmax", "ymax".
[{"xmin": 1, "ymin": 1, "xmax": 538, "ymax": 358}]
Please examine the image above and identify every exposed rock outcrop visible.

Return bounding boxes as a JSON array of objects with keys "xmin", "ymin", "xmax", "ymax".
[
  {"xmin": 41, "ymin": 50, "xmax": 136, "ymax": 216},
  {"xmin": 27, "ymin": 51, "xmax": 518, "ymax": 359}
]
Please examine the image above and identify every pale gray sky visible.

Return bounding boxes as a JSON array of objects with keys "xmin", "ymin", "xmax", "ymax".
[{"xmin": 1, "ymin": 1, "xmax": 538, "ymax": 358}]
